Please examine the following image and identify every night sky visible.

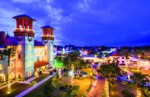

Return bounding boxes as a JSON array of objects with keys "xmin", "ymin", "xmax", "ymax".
[{"xmin": 0, "ymin": 0, "xmax": 150, "ymax": 46}]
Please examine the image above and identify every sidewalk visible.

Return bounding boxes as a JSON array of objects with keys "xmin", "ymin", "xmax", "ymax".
[
  {"xmin": 0, "ymin": 76, "xmax": 39, "ymax": 89},
  {"xmin": 15, "ymin": 73, "xmax": 56, "ymax": 97},
  {"xmin": 17, "ymin": 76, "xmax": 38, "ymax": 84},
  {"xmin": 0, "ymin": 81, "xmax": 16, "ymax": 89}
]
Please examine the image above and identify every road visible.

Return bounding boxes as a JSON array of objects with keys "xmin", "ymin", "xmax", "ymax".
[
  {"xmin": 92, "ymin": 79, "xmax": 104, "ymax": 97},
  {"xmin": 87, "ymin": 69, "xmax": 105, "ymax": 97}
]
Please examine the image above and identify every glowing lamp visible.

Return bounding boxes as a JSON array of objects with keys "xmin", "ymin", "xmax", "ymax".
[{"xmin": 68, "ymin": 71, "xmax": 72, "ymax": 76}]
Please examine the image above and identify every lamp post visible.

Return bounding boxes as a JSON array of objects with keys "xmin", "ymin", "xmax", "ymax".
[
  {"xmin": 90, "ymin": 73, "xmax": 93, "ymax": 86},
  {"xmin": 137, "ymin": 55, "xmax": 141, "ymax": 72},
  {"xmin": 7, "ymin": 66, "xmax": 11, "ymax": 94}
]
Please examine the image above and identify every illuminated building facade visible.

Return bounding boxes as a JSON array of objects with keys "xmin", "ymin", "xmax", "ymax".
[{"xmin": 0, "ymin": 14, "xmax": 54, "ymax": 81}]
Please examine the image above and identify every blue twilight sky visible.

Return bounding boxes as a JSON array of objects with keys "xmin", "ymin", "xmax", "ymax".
[{"xmin": 0, "ymin": 0, "xmax": 150, "ymax": 46}]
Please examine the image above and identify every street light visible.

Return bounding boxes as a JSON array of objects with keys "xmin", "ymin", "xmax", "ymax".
[
  {"xmin": 7, "ymin": 66, "xmax": 11, "ymax": 94},
  {"xmin": 137, "ymin": 55, "xmax": 141, "ymax": 72},
  {"xmin": 90, "ymin": 73, "xmax": 93, "ymax": 86}
]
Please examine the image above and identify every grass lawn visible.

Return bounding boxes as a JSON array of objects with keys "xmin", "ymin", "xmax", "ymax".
[
  {"xmin": 0, "ymin": 83, "xmax": 31, "ymax": 97},
  {"xmin": 24, "ymin": 76, "xmax": 90, "ymax": 97},
  {"xmin": 24, "ymin": 77, "xmax": 53, "ymax": 97},
  {"xmin": 59, "ymin": 76, "xmax": 90, "ymax": 97},
  {"xmin": 128, "ymin": 68, "xmax": 150, "ymax": 75},
  {"xmin": 0, "ymin": 74, "xmax": 49, "ymax": 97},
  {"xmin": 50, "ymin": 89, "xmax": 72, "ymax": 97},
  {"xmin": 82, "ymin": 68, "xmax": 93, "ymax": 73},
  {"xmin": 24, "ymin": 68, "xmax": 91, "ymax": 97},
  {"xmin": 32, "ymin": 74, "xmax": 49, "ymax": 83}
]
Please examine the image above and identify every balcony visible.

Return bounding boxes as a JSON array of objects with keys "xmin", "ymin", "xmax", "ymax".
[
  {"xmin": 14, "ymin": 28, "xmax": 35, "ymax": 37},
  {"xmin": 41, "ymin": 35, "xmax": 54, "ymax": 40}
]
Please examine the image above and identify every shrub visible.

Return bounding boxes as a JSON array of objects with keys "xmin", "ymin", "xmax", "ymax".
[
  {"xmin": 30, "ymin": 81, "xmax": 36, "ymax": 86},
  {"xmin": 121, "ymin": 89, "xmax": 135, "ymax": 97},
  {"xmin": 49, "ymin": 71, "xmax": 53, "ymax": 75},
  {"xmin": 53, "ymin": 69, "xmax": 57, "ymax": 72},
  {"xmin": 18, "ymin": 78, "xmax": 25, "ymax": 81},
  {"xmin": 71, "ymin": 86, "xmax": 80, "ymax": 96},
  {"xmin": 59, "ymin": 85, "xmax": 65, "ymax": 90}
]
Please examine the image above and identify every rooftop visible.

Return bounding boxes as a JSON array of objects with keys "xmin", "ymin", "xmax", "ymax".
[
  {"xmin": 41, "ymin": 25, "xmax": 54, "ymax": 29},
  {"xmin": 34, "ymin": 40, "xmax": 44, "ymax": 46},
  {"xmin": 13, "ymin": 14, "xmax": 36, "ymax": 21},
  {"xmin": 34, "ymin": 61, "xmax": 49, "ymax": 69}
]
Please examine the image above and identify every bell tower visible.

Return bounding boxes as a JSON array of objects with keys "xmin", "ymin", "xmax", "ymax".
[
  {"xmin": 13, "ymin": 14, "xmax": 35, "ymax": 80},
  {"xmin": 41, "ymin": 25, "xmax": 54, "ymax": 68}
]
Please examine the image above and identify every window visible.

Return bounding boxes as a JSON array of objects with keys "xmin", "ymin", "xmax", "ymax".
[
  {"xmin": 51, "ymin": 46, "xmax": 53, "ymax": 49},
  {"xmin": 28, "ymin": 45, "xmax": 32, "ymax": 51},
  {"xmin": 18, "ymin": 45, "xmax": 21, "ymax": 51},
  {"xmin": 0, "ymin": 55, "xmax": 3, "ymax": 60},
  {"xmin": 28, "ymin": 71, "xmax": 32, "ymax": 77},
  {"xmin": 0, "ymin": 64, "xmax": 3, "ymax": 70},
  {"xmin": 34, "ymin": 58, "xmax": 37, "ymax": 62},
  {"xmin": 45, "ymin": 46, "xmax": 47, "ymax": 49},
  {"xmin": 28, "ymin": 62, "xmax": 31, "ymax": 67},
  {"xmin": 37, "ymin": 57, "xmax": 40, "ymax": 61},
  {"xmin": 122, "ymin": 57, "xmax": 124, "ymax": 59},
  {"xmin": 18, "ymin": 61, "xmax": 21, "ymax": 67},
  {"xmin": 28, "ymin": 54, "xmax": 31, "ymax": 58},
  {"xmin": 18, "ymin": 54, "xmax": 21, "ymax": 59},
  {"xmin": 10, "ymin": 63, "xmax": 14, "ymax": 68}
]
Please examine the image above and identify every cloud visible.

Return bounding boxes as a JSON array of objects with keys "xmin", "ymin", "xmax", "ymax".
[
  {"xmin": 0, "ymin": 1, "xmax": 24, "ymax": 35},
  {"xmin": 12, "ymin": 0, "xmax": 39, "ymax": 3},
  {"xmin": 78, "ymin": 0, "xmax": 92, "ymax": 12},
  {"xmin": 1, "ymin": 0, "xmax": 150, "ymax": 46}
]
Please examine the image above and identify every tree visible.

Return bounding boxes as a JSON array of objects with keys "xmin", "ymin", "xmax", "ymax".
[
  {"xmin": 65, "ymin": 50, "xmax": 83, "ymax": 84},
  {"xmin": 52, "ymin": 76, "xmax": 59, "ymax": 88},
  {"xmin": 98, "ymin": 63, "xmax": 121, "ymax": 97},
  {"xmin": 53, "ymin": 56, "xmax": 65, "ymax": 78},
  {"xmin": 3, "ymin": 48, "xmax": 15, "ymax": 66},
  {"xmin": 132, "ymin": 72, "xmax": 149, "ymax": 97},
  {"xmin": 2, "ymin": 48, "xmax": 15, "ymax": 93}
]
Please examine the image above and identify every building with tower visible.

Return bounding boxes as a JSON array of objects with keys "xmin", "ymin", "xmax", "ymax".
[{"xmin": 0, "ymin": 14, "xmax": 54, "ymax": 82}]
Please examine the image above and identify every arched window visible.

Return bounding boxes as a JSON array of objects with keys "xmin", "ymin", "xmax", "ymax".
[
  {"xmin": 0, "ymin": 74, "xmax": 5, "ymax": 82},
  {"xmin": 18, "ymin": 61, "xmax": 21, "ymax": 67},
  {"xmin": 0, "ymin": 64, "xmax": 3, "ymax": 70},
  {"xmin": 28, "ymin": 61, "xmax": 31, "ymax": 67},
  {"xmin": 28, "ymin": 71, "xmax": 32, "ymax": 77},
  {"xmin": 10, "ymin": 63, "xmax": 14, "ymax": 68},
  {"xmin": 28, "ymin": 45, "xmax": 32, "ymax": 51}
]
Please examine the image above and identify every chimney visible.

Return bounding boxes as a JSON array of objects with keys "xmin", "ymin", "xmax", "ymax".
[{"xmin": 0, "ymin": 31, "xmax": 6, "ymax": 45}]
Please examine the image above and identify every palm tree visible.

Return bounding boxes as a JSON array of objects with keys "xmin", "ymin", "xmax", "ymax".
[
  {"xmin": 53, "ymin": 56, "xmax": 65, "ymax": 79},
  {"xmin": 65, "ymin": 50, "xmax": 82, "ymax": 84},
  {"xmin": 98, "ymin": 63, "xmax": 121, "ymax": 97},
  {"xmin": 2, "ymin": 48, "xmax": 15, "ymax": 94},
  {"xmin": 131, "ymin": 72, "xmax": 149, "ymax": 97}
]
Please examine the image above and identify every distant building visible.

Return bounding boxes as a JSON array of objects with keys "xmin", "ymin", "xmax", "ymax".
[{"xmin": 109, "ymin": 52, "xmax": 127, "ymax": 66}]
